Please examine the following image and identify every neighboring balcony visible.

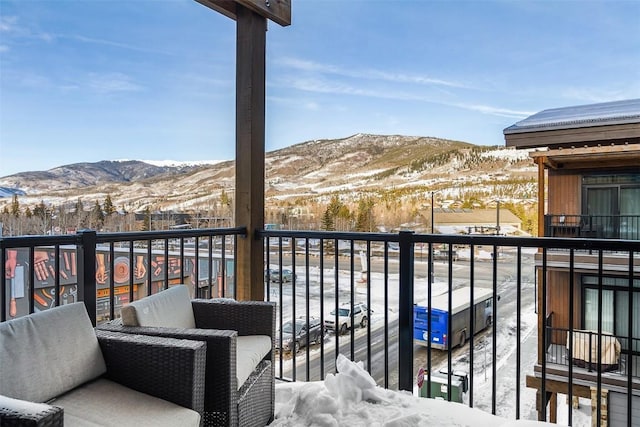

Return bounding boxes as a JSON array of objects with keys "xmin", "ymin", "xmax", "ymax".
[
  {"xmin": 544, "ymin": 325, "xmax": 640, "ymax": 386},
  {"xmin": 545, "ymin": 214, "xmax": 640, "ymax": 241}
]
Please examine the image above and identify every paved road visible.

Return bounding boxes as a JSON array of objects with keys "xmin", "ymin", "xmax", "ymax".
[{"xmin": 272, "ymin": 247, "xmax": 538, "ymax": 389}]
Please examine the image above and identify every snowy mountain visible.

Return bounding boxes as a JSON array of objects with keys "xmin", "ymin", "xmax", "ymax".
[
  {"xmin": 0, "ymin": 134, "xmax": 536, "ymax": 212},
  {"xmin": 0, "ymin": 187, "xmax": 26, "ymax": 198}
]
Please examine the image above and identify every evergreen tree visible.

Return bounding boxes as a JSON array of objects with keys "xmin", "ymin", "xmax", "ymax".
[
  {"xmin": 220, "ymin": 190, "xmax": 231, "ymax": 207},
  {"xmin": 321, "ymin": 209, "xmax": 334, "ymax": 231},
  {"xmin": 103, "ymin": 195, "xmax": 116, "ymax": 216},
  {"xmin": 75, "ymin": 198, "xmax": 84, "ymax": 215},
  {"xmin": 355, "ymin": 198, "xmax": 375, "ymax": 232},
  {"xmin": 33, "ymin": 201, "xmax": 47, "ymax": 220},
  {"xmin": 327, "ymin": 195, "xmax": 342, "ymax": 217},
  {"xmin": 92, "ymin": 200, "xmax": 105, "ymax": 225},
  {"xmin": 142, "ymin": 206, "xmax": 151, "ymax": 231},
  {"xmin": 11, "ymin": 195, "xmax": 20, "ymax": 218}
]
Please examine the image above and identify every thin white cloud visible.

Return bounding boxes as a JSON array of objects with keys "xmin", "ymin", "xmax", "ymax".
[
  {"xmin": 0, "ymin": 16, "xmax": 18, "ymax": 32},
  {"xmin": 277, "ymin": 57, "xmax": 341, "ymax": 74},
  {"xmin": 286, "ymin": 76, "xmax": 426, "ymax": 101},
  {"xmin": 0, "ymin": 45, "xmax": 9, "ymax": 53},
  {"xmin": 17, "ymin": 72, "xmax": 51, "ymax": 89},
  {"xmin": 456, "ymin": 103, "xmax": 534, "ymax": 118},
  {"xmin": 0, "ymin": 15, "xmax": 53, "ymax": 42},
  {"xmin": 271, "ymin": 96, "xmax": 321, "ymax": 111},
  {"xmin": 68, "ymin": 34, "xmax": 170, "ymax": 56},
  {"xmin": 278, "ymin": 57, "xmax": 468, "ymax": 89},
  {"xmin": 86, "ymin": 72, "xmax": 143, "ymax": 93},
  {"xmin": 284, "ymin": 76, "xmax": 530, "ymax": 119},
  {"xmin": 561, "ymin": 87, "xmax": 640, "ymax": 104}
]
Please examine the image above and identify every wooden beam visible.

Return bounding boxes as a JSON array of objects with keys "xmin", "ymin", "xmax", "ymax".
[
  {"xmin": 526, "ymin": 375, "xmax": 592, "ymax": 398},
  {"xmin": 235, "ymin": 5, "xmax": 266, "ymax": 301},
  {"xmin": 530, "ymin": 143, "xmax": 640, "ymax": 170},
  {"xmin": 196, "ymin": 0, "xmax": 291, "ymax": 26}
]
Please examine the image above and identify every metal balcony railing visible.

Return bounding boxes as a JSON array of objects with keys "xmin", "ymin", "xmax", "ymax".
[
  {"xmin": 545, "ymin": 214, "xmax": 640, "ymax": 240},
  {"xmin": 1, "ymin": 228, "xmax": 639, "ymax": 425},
  {"xmin": 546, "ymin": 327, "xmax": 640, "ymax": 378}
]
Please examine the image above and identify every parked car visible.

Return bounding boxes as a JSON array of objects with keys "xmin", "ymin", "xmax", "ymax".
[
  {"xmin": 266, "ymin": 268, "xmax": 296, "ymax": 283},
  {"xmin": 324, "ymin": 302, "xmax": 370, "ymax": 335},
  {"xmin": 276, "ymin": 317, "xmax": 324, "ymax": 353},
  {"xmin": 433, "ymin": 249, "xmax": 458, "ymax": 262}
]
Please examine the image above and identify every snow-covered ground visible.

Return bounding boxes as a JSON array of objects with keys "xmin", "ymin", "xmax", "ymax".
[{"xmin": 269, "ymin": 247, "xmax": 593, "ymax": 426}]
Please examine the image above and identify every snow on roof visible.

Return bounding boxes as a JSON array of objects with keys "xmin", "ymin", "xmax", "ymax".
[
  {"xmin": 435, "ymin": 209, "xmax": 522, "ymax": 226},
  {"xmin": 503, "ymin": 98, "xmax": 640, "ymax": 134}
]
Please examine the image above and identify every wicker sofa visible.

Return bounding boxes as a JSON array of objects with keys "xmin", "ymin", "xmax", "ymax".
[
  {"xmin": 0, "ymin": 302, "xmax": 206, "ymax": 427},
  {"xmin": 98, "ymin": 285, "xmax": 276, "ymax": 427}
]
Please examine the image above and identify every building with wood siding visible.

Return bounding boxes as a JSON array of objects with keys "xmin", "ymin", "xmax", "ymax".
[{"xmin": 504, "ymin": 99, "xmax": 640, "ymax": 426}]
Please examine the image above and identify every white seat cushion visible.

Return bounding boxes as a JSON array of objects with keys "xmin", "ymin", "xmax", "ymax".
[
  {"xmin": 236, "ymin": 335, "xmax": 272, "ymax": 389},
  {"xmin": 121, "ymin": 285, "xmax": 196, "ymax": 329},
  {"xmin": 52, "ymin": 379, "xmax": 200, "ymax": 427}
]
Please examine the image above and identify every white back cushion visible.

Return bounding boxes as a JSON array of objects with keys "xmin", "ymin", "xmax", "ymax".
[
  {"xmin": 121, "ymin": 285, "xmax": 196, "ymax": 329},
  {"xmin": 236, "ymin": 335, "xmax": 272, "ymax": 389},
  {"xmin": 0, "ymin": 302, "xmax": 107, "ymax": 402}
]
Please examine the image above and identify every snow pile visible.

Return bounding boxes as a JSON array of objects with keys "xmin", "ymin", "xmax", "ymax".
[{"xmin": 273, "ymin": 354, "xmax": 561, "ymax": 427}]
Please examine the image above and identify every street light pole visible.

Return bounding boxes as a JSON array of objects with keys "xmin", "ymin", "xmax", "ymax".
[
  {"xmin": 430, "ymin": 191, "xmax": 435, "ymax": 283},
  {"xmin": 431, "ymin": 191, "xmax": 435, "ymax": 234},
  {"xmin": 496, "ymin": 200, "xmax": 500, "ymax": 236}
]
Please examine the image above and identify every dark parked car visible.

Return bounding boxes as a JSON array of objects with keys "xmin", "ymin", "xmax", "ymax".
[
  {"xmin": 276, "ymin": 317, "xmax": 324, "ymax": 353},
  {"xmin": 266, "ymin": 268, "xmax": 296, "ymax": 283}
]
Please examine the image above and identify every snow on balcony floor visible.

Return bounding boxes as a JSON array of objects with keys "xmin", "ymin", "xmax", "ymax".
[{"xmin": 272, "ymin": 354, "xmax": 560, "ymax": 427}]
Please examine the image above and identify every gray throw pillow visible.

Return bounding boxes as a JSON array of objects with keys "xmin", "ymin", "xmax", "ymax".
[{"xmin": 0, "ymin": 302, "xmax": 107, "ymax": 402}]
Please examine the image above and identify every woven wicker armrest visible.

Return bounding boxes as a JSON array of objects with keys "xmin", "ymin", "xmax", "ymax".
[
  {"xmin": 0, "ymin": 395, "xmax": 63, "ymax": 427},
  {"xmin": 97, "ymin": 324, "xmax": 241, "ymax": 424},
  {"xmin": 97, "ymin": 325, "xmax": 238, "ymax": 389},
  {"xmin": 95, "ymin": 329, "xmax": 206, "ymax": 414},
  {"xmin": 191, "ymin": 299, "xmax": 276, "ymax": 338}
]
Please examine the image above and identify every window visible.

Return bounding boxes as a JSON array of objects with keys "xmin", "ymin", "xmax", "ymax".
[
  {"xmin": 583, "ymin": 276, "xmax": 640, "ymax": 352},
  {"xmin": 582, "ymin": 173, "xmax": 640, "ymax": 239}
]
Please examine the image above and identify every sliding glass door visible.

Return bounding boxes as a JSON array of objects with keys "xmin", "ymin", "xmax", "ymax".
[
  {"xmin": 583, "ymin": 276, "xmax": 640, "ymax": 353},
  {"xmin": 583, "ymin": 174, "xmax": 640, "ymax": 239},
  {"xmin": 620, "ymin": 187, "xmax": 640, "ymax": 239}
]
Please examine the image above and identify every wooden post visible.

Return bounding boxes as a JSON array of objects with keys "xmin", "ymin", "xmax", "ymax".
[
  {"xmin": 591, "ymin": 387, "xmax": 608, "ymax": 427},
  {"xmin": 194, "ymin": 0, "xmax": 290, "ymax": 301},
  {"xmin": 550, "ymin": 392, "xmax": 557, "ymax": 423},
  {"xmin": 536, "ymin": 156, "xmax": 546, "ymax": 363},
  {"xmin": 235, "ymin": 4, "xmax": 266, "ymax": 301}
]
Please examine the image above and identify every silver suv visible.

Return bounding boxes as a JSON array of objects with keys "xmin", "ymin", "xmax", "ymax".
[{"xmin": 324, "ymin": 302, "xmax": 370, "ymax": 335}]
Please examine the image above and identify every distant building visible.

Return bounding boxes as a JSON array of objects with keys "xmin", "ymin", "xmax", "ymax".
[
  {"xmin": 505, "ymin": 98, "xmax": 640, "ymax": 425},
  {"xmin": 433, "ymin": 208, "xmax": 524, "ymax": 236}
]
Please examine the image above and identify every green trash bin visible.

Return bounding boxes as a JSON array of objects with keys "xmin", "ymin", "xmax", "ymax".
[{"xmin": 418, "ymin": 369, "xmax": 467, "ymax": 403}]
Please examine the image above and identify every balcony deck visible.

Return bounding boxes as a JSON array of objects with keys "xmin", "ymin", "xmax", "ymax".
[{"xmin": 1, "ymin": 228, "xmax": 639, "ymax": 426}]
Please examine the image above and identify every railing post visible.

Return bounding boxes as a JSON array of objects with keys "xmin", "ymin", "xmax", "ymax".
[
  {"xmin": 398, "ymin": 230, "xmax": 415, "ymax": 391},
  {"xmin": 77, "ymin": 230, "xmax": 97, "ymax": 326}
]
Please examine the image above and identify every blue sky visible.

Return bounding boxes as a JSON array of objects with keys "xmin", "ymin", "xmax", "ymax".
[{"xmin": 1, "ymin": 0, "xmax": 639, "ymax": 177}]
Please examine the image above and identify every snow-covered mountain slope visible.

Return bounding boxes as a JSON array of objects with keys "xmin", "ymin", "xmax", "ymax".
[{"xmin": 0, "ymin": 134, "xmax": 536, "ymax": 212}]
